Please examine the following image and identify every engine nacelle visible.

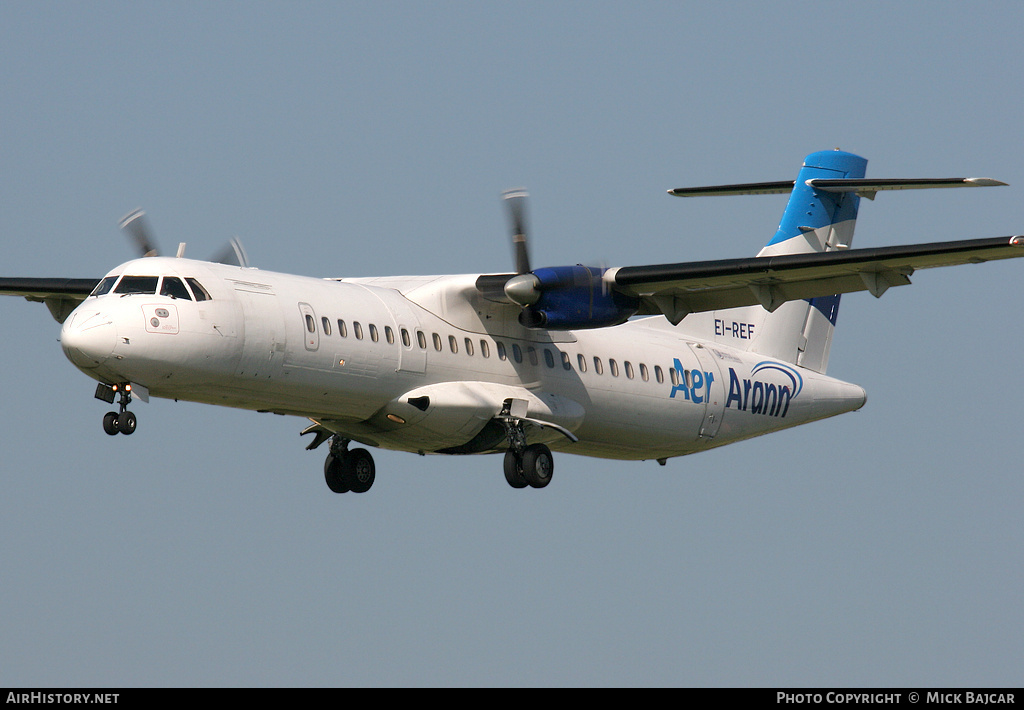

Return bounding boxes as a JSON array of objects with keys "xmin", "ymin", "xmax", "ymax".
[{"xmin": 520, "ymin": 266, "xmax": 638, "ymax": 329}]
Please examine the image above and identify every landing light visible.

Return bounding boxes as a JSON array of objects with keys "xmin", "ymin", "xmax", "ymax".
[{"xmin": 387, "ymin": 414, "xmax": 406, "ymax": 424}]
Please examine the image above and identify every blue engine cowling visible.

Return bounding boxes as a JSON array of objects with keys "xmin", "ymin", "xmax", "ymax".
[{"xmin": 522, "ymin": 266, "xmax": 639, "ymax": 329}]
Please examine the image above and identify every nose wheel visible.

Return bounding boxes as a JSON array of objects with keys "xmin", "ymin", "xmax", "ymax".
[{"xmin": 100, "ymin": 383, "xmax": 137, "ymax": 436}]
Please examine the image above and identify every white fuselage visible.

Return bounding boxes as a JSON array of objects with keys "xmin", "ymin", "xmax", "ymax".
[{"xmin": 59, "ymin": 257, "xmax": 866, "ymax": 462}]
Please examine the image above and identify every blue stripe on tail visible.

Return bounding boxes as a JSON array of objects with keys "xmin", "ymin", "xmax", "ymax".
[
  {"xmin": 770, "ymin": 150, "xmax": 866, "ymax": 328},
  {"xmin": 808, "ymin": 293, "xmax": 841, "ymax": 326},
  {"xmin": 767, "ymin": 150, "xmax": 868, "ymax": 248}
]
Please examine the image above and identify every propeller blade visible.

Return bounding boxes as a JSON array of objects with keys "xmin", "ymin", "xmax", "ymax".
[
  {"xmin": 503, "ymin": 189, "xmax": 531, "ymax": 275},
  {"xmin": 119, "ymin": 208, "xmax": 159, "ymax": 257},
  {"xmin": 208, "ymin": 237, "xmax": 250, "ymax": 268}
]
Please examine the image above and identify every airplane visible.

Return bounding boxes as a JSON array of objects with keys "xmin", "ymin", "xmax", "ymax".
[{"xmin": 2, "ymin": 149, "xmax": 1022, "ymax": 494}]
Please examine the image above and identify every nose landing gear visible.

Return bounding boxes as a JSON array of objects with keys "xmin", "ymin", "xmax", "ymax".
[{"xmin": 97, "ymin": 382, "xmax": 137, "ymax": 436}]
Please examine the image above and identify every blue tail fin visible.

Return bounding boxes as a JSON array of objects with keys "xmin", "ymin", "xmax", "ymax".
[
  {"xmin": 745, "ymin": 150, "xmax": 867, "ymax": 372},
  {"xmin": 674, "ymin": 151, "xmax": 867, "ymax": 373},
  {"xmin": 674, "ymin": 149, "xmax": 1004, "ymax": 373},
  {"xmin": 762, "ymin": 149, "xmax": 868, "ymax": 256}
]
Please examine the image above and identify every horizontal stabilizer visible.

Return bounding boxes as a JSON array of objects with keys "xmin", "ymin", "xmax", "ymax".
[
  {"xmin": 805, "ymin": 177, "xmax": 1007, "ymax": 200},
  {"xmin": 668, "ymin": 181, "xmax": 796, "ymax": 197},
  {"xmin": 669, "ymin": 177, "xmax": 1006, "ymax": 199}
]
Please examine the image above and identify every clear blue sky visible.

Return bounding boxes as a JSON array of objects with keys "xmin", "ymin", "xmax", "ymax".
[{"xmin": 1, "ymin": 1, "xmax": 1022, "ymax": 687}]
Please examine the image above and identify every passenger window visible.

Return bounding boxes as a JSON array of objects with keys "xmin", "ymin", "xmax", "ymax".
[
  {"xmin": 91, "ymin": 275, "xmax": 118, "ymax": 297},
  {"xmin": 322, "ymin": 317, "xmax": 332, "ymax": 336},
  {"xmin": 670, "ymin": 367, "xmax": 679, "ymax": 386},
  {"xmin": 593, "ymin": 357, "xmax": 604, "ymax": 375},
  {"xmin": 370, "ymin": 324, "xmax": 379, "ymax": 342},
  {"xmin": 610, "ymin": 359, "xmax": 619, "ymax": 377},
  {"xmin": 527, "ymin": 347, "xmax": 537, "ymax": 366},
  {"xmin": 544, "ymin": 349, "xmax": 555, "ymax": 368},
  {"xmin": 354, "ymin": 322, "xmax": 363, "ymax": 340},
  {"xmin": 416, "ymin": 331, "xmax": 427, "ymax": 349},
  {"xmin": 497, "ymin": 341, "xmax": 507, "ymax": 360},
  {"xmin": 432, "ymin": 333, "xmax": 442, "ymax": 351},
  {"xmin": 512, "ymin": 344, "xmax": 523, "ymax": 363},
  {"xmin": 480, "ymin": 340, "xmax": 490, "ymax": 358},
  {"xmin": 448, "ymin": 335, "xmax": 458, "ymax": 353},
  {"xmin": 305, "ymin": 314, "xmax": 316, "ymax": 333},
  {"xmin": 114, "ymin": 276, "xmax": 158, "ymax": 294},
  {"xmin": 385, "ymin": 326, "xmax": 395, "ymax": 344},
  {"xmin": 338, "ymin": 319, "xmax": 348, "ymax": 338},
  {"xmin": 185, "ymin": 278, "xmax": 211, "ymax": 301},
  {"xmin": 464, "ymin": 337, "xmax": 474, "ymax": 356},
  {"xmin": 625, "ymin": 361, "xmax": 634, "ymax": 379},
  {"xmin": 640, "ymin": 363, "xmax": 649, "ymax": 382},
  {"xmin": 401, "ymin": 328, "xmax": 411, "ymax": 347},
  {"xmin": 655, "ymin": 365, "xmax": 664, "ymax": 384},
  {"xmin": 577, "ymin": 354, "xmax": 587, "ymax": 373},
  {"xmin": 561, "ymin": 351, "xmax": 571, "ymax": 371}
]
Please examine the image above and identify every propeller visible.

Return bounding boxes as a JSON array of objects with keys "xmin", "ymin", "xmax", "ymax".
[
  {"xmin": 477, "ymin": 190, "xmax": 636, "ymax": 329},
  {"xmin": 119, "ymin": 208, "xmax": 159, "ymax": 258},
  {"xmin": 503, "ymin": 188, "xmax": 531, "ymax": 275},
  {"xmin": 501, "ymin": 190, "xmax": 542, "ymax": 308},
  {"xmin": 118, "ymin": 208, "xmax": 250, "ymax": 267}
]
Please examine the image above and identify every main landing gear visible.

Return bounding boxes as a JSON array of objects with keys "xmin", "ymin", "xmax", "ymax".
[
  {"xmin": 97, "ymin": 382, "xmax": 137, "ymax": 436},
  {"xmin": 503, "ymin": 443, "xmax": 554, "ymax": 489},
  {"xmin": 499, "ymin": 401, "xmax": 553, "ymax": 490},
  {"xmin": 323, "ymin": 436, "xmax": 376, "ymax": 494}
]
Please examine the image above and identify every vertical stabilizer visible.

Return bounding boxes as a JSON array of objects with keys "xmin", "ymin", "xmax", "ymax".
[{"xmin": 728, "ymin": 150, "xmax": 867, "ymax": 373}]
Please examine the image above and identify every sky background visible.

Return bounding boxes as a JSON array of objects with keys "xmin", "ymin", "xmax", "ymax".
[{"xmin": 1, "ymin": 1, "xmax": 1022, "ymax": 687}]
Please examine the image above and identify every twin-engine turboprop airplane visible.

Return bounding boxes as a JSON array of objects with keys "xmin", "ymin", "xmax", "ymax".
[{"xmin": 2, "ymin": 150, "xmax": 1022, "ymax": 494}]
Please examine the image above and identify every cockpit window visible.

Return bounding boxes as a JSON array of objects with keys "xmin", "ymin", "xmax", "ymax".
[
  {"xmin": 113, "ymin": 276, "xmax": 159, "ymax": 295},
  {"xmin": 185, "ymin": 278, "xmax": 211, "ymax": 301},
  {"xmin": 91, "ymin": 275, "xmax": 118, "ymax": 297},
  {"xmin": 160, "ymin": 276, "xmax": 192, "ymax": 300}
]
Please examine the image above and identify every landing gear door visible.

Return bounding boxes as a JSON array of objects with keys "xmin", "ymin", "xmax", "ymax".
[{"xmin": 687, "ymin": 343, "xmax": 725, "ymax": 439}]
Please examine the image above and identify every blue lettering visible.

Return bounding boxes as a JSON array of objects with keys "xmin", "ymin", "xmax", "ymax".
[
  {"xmin": 690, "ymin": 369, "xmax": 704, "ymax": 403},
  {"xmin": 669, "ymin": 358, "xmax": 690, "ymax": 399},
  {"xmin": 764, "ymin": 383, "xmax": 778, "ymax": 416},
  {"xmin": 751, "ymin": 381, "xmax": 764, "ymax": 414},
  {"xmin": 723, "ymin": 366, "xmax": 794, "ymax": 418},
  {"xmin": 777, "ymin": 385, "xmax": 792, "ymax": 417},
  {"xmin": 726, "ymin": 368, "xmax": 743, "ymax": 410},
  {"xmin": 671, "ymin": 358, "xmax": 716, "ymax": 407}
]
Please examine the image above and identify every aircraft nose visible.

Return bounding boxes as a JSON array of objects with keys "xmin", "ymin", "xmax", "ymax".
[{"xmin": 61, "ymin": 311, "xmax": 117, "ymax": 369}]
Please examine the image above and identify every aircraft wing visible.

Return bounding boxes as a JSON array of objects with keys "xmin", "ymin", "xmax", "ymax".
[
  {"xmin": 607, "ymin": 235, "xmax": 1024, "ymax": 324},
  {"xmin": 0, "ymin": 277, "xmax": 100, "ymax": 322}
]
